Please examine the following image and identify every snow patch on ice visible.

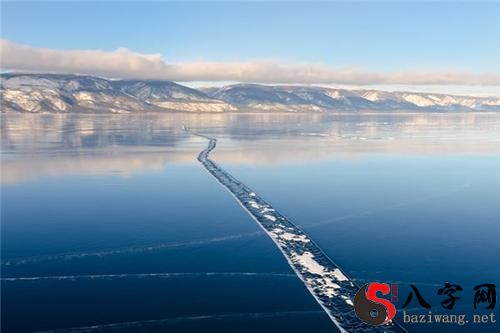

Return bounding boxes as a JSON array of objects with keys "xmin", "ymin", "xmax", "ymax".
[
  {"xmin": 263, "ymin": 214, "xmax": 276, "ymax": 222},
  {"xmin": 295, "ymin": 251, "xmax": 325, "ymax": 275},
  {"xmin": 248, "ymin": 200, "xmax": 260, "ymax": 209}
]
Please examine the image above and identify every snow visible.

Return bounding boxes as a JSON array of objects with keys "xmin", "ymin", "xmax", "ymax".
[
  {"xmin": 332, "ymin": 268, "xmax": 348, "ymax": 282},
  {"xmin": 271, "ymin": 227, "xmax": 309, "ymax": 243},
  {"xmin": 295, "ymin": 251, "xmax": 325, "ymax": 275},
  {"xmin": 194, "ymin": 135, "xmax": 402, "ymax": 332},
  {"xmin": 280, "ymin": 232, "xmax": 310, "ymax": 243},
  {"xmin": 2, "ymin": 89, "xmax": 69, "ymax": 112},
  {"xmin": 263, "ymin": 214, "xmax": 276, "ymax": 222},
  {"xmin": 326, "ymin": 90, "xmax": 343, "ymax": 99},
  {"xmin": 322, "ymin": 279, "xmax": 342, "ymax": 297},
  {"xmin": 50, "ymin": 98, "xmax": 68, "ymax": 111},
  {"xmin": 154, "ymin": 101, "xmax": 236, "ymax": 112},
  {"xmin": 75, "ymin": 91, "xmax": 96, "ymax": 102},
  {"xmin": 3, "ymin": 76, "xmax": 59, "ymax": 89},
  {"xmin": 3, "ymin": 73, "xmax": 500, "ymax": 114},
  {"xmin": 248, "ymin": 200, "xmax": 260, "ymax": 209},
  {"xmin": 363, "ymin": 91, "xmax": 381, "ymax": 101},
  {"xmin": 402, "ymin": 94, "xmax": 436, "ymax": 107}
]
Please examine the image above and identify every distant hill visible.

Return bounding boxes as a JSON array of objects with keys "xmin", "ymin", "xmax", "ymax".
[
  {"xmin": 2, "ymin": 73, "xmax": 499, "ymax": 113},
  {"xmin": 0, "ymin": 73, "xmax": 235, "ymax": 113}
]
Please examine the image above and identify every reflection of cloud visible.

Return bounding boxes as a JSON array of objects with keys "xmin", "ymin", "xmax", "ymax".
[
  {"xmin": 214, "ymin": 139, "xmax": 500, "ymax": 166},
  {"xmin": 1, "ymin": 150, "xmax": 196, "ymax": 184},
  {"xmin": 2, "ymin": 39, "xmax": 500, "ymax": 85},
  {"xmin": 2, "ymin": 112, "xmax": 500, "ymax": 184}
]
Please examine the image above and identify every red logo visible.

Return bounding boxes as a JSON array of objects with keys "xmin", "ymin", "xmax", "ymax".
[{"xmin": 354, "ymin": 282, "xmax": 397, "ymax": 325}]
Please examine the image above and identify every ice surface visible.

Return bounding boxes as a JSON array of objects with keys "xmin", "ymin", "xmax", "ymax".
[{"xmin": 194, "ymin": 133, "xmax": 408, "ymax": 333}]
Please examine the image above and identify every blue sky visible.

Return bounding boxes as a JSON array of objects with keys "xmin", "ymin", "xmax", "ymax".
[{"xmin": 1, "ymin": 1, "xmax": 499, "ymax": 91}]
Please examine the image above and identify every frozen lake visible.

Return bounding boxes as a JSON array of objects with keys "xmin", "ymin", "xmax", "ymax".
[{"xmin": 2, "ymin": 112, "xmax": 499, "ymax": 333}]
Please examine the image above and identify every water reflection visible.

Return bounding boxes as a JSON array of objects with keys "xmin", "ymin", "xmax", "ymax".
[
  {"xmin": 2, "ymin": 112, "xmax": 500, "ymax": 184},
  {"xmin": 2, "ymin": 112, "xmax": 500, "ymax": 333}
]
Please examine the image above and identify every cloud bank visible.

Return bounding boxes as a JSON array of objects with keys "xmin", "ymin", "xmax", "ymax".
[{"xmin": 1, "ymin": 39, "xmax": 499, "ymax": 85}]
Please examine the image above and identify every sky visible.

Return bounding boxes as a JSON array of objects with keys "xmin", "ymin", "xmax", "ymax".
[{"xmin": 1, "ymin": 1, "xmax": 500, "ymax": 94}]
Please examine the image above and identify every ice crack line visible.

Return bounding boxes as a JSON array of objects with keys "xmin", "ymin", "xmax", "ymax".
[
  {"xmin": 194, "ymin": 133, "xmax": 408, "ymax": 333},
  {"xmin": 1, "ymin": 272, "xmax": 295, "ymax": 282}
]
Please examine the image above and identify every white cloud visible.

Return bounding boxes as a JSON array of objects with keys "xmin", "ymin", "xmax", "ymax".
[{"xmin": 1, "ymin": 39, "xmax": 499, "ymax": 85}]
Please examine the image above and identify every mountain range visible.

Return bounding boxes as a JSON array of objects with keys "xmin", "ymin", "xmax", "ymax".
[{"xmin": 1, "ymin": 73, "xmax": 499, "ymax": 113}]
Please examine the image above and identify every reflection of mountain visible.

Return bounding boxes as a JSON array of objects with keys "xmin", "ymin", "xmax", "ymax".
[
  {"xmin": 2, "ymin": 113, "xmax": 500, "ymax": 184},
  {"xmin": 2, "ymin": 73, "xmax": 500, "ymax": 113}
]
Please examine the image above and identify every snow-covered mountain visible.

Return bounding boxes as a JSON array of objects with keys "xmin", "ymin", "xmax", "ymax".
[
  {"xmin": 0, "ymin": 73, "xmax": 235, "ymax": 113},
  {"xmin": 207, "ymin": 84, "xmax": 500, "ymax": 112},
  {"xmin": 1, "ymin": 73, "xmax": 499, "ymax": 113}
]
